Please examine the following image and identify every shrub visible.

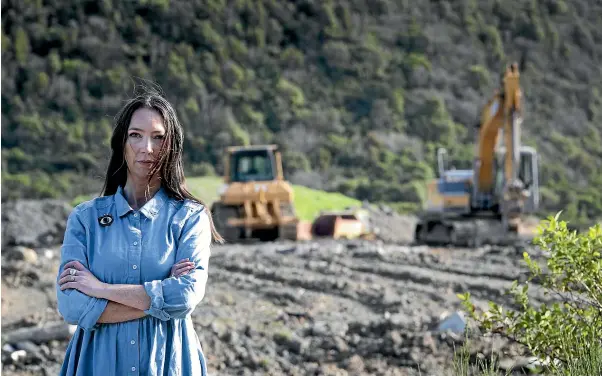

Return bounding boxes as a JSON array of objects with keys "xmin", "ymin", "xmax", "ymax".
[{"xmin": 457, "ymin": 213, "xmax": 602, "ymax": 373}]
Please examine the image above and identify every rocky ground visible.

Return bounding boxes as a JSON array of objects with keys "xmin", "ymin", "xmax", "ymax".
[
  {"xmin": 1, "ymin": 200, "xmax": 548, "ymax": 376},
  {"xmin": 1, "ymin": 239, "xmax": 549, "ymax": 376}
]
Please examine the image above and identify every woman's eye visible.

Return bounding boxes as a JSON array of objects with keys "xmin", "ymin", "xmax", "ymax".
[
  {"xmin": 129, "ymin": 132, "xmax": 141, "ymax": 138},
  {"xmin": 154, "ymin": 135, "xmax": 165, "ymax": 140}
]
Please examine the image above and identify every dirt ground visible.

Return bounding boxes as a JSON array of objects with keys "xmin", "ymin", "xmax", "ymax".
[{"xmin": 1, "ymin": 237, "xmax": 547, "ymax": 376}]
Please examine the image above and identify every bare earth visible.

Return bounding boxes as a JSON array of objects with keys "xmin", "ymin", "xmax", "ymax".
[{"xmin": 1, "ymin": 239, "xmax": 545, "ymax": 376}]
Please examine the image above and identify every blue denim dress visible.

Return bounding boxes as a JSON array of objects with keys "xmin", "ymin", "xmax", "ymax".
[{"xmin": 56, "ymin": 185, "xmax": 211, "ymax": 375}]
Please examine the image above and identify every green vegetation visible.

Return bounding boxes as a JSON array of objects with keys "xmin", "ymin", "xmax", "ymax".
[
  {"xmin": 2, "ymin": 1, "xmax": 601, "ymax": 227},
  {"xmin": 291, "ymin": 184, "xmax": 361, "ymax": 221},
  {"xmin": 72, "ymin": 175, "xmax": 361, "ymax": 221},
  {"xmin": 453, "ymin": 333, "xmax": 602, "ymax": 375},
  {"xmin": 185, "ymin": 176, "xmax": 225, "ymax": 208},
  {"xmin": 456, "ymin": 214, "xmax": 602, "ymax": 374}
]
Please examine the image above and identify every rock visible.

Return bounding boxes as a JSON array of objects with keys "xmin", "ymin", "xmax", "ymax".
[
  {"xmin": 243, "ymin": 325, "xmax": 257, "ymax": 338},
  {"xmin": 10, "ymin": 350, "xmax": 27, "ymax": 364},
  {"xmin": 4, "ymin": 246, "xmax": 39, "ymax": 264},
  {"xmin": 42, "ymin": 249, "xmax": 56, "ymax": 260},
  {"xmin": 38, "ymin": 343, "xmax": 51, "ymax": 358},
  {"xmin": 386, "ymin": 312, "xmax": 415, "ymax": 329},
  {"xmin": 210, "ymin": 321, "xmax": 229, "ymax": 338},
  {"xmin": 333, "ymin": 336, "xmax": 349, "ymax": 353},
  {"xmin": 243, "ymin": 349, "xmax": 262, "ymax": 369},
  {"xmin": 15, "ymin": 340, "xmax": 44, "ymax": 364},
  {"xmin": 342, "ymin": 354, "xmax": 365, "ymax": 372},
  {"xmin": 500, "ymin": 356, "xmax": 546, "ymax": 373},
  {"xmin": 2, "ymin": 199, "xmax": 72, "ymax": 248},
  {"xmin": 310, "ymin": 321, "xmax": 348, "ymax": 338},
  {"xmin": 273, "ymin": 332, "xmax": 308, "ymax": 355},
  {"xmin": 2, "ymin": 322, "xmax": 77, "ymax": 345},
  {"xmin": 310, "ymin": 321, "xmax": 329, "ymax": 337},
  {"xmin": 386, "ymin": 330, "xmax": 403, "ymax": 347},
  {"xmin": 351, "ymin": 243, "xmax": 386, "ymax": 259},
  {"xmin": 222, "ymin": 329, "xmax": 239, "ymax": 345},
  {"xmin": 421, "ymin": 332, "xmax": 437, "ymax": 353}
]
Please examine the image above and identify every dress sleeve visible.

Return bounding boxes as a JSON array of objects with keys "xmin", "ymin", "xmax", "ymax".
[
  {"xmin": 143, "ymin": 206, "xmax": 212, "ymax": 320},
  {"xmin": 55, "ymin": 208, "xmax": 109, "ymax": 331}
]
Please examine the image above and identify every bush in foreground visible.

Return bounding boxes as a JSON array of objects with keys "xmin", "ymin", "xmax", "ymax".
[{"xmin": 456, "ymin": 213, "xmax": 602, "ymax": 375}]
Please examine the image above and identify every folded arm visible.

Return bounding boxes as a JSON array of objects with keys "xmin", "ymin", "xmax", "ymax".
[
  {"xmin": 60, "ymin": 257, "xmax": 197, "ymax": 310},
  {"xmin": 141, "ymin": 206, "xmax": 212, "ymax": 321},
  {"xmin": 56, "ymin": 208, "xmax": 109, "ymax": 331},
  {"xmin": 97, "ymin": 302, "xmax": 147, "ymax": 323}
]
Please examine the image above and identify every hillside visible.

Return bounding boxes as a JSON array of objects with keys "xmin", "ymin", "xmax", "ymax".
[{"xmin": 2, "ymin": 0, "xmax": 601, "ymax": 226}]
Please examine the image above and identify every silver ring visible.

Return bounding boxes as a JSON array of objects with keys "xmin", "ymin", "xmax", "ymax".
[
  {"xmin": 69, "ymin": 268, "xmax": 77, "ymax": 276},
  {"xmin": 70, "ymin": 275, "xmax": 75, "ymax": 281}
]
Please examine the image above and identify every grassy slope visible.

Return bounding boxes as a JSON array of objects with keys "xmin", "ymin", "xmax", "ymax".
[
  {"xmin": 187, "ymin": 176, "xmax": 361, "ymax": 221},
  {"xmin": 73, "ymin": 176, "xmax": 361, "ymax": 222}
]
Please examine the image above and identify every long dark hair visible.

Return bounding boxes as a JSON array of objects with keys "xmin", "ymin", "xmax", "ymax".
[{"xmin": 101, "ymin": 87, "xmax": 224, "ymax": 244}]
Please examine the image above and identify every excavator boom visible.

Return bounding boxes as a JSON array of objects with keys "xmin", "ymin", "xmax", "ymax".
[{"xmin": 476, "ymin": 63, "xmax": 522, "ymax": 194}]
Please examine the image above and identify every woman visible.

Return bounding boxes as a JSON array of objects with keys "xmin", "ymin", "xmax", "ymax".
[{"xmin": 55, "ymin": 88, "xmax": 223, "ymax": 376}]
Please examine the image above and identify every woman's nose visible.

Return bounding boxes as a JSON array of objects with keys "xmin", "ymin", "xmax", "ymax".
[{"xmin": 143, "ymin": 137, "xmax": 154, "ymax": 153}]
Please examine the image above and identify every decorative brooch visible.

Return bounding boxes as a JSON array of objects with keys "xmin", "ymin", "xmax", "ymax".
[{"xmin": 98, "ymin": 214, "xmax": 114, "ymax": 227}]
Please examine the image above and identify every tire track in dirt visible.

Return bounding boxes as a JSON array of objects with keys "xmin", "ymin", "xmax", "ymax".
[
  {"xmin": 208, "ymin": 244, "xmax": 536, "ymax": 325},
  {"xmin": 209, "ymin": 240, "xmax": 550, "ymax": 323},
  {"xmin": 198, "ymin": 241, "xmax": 542, "ymax": 376}
]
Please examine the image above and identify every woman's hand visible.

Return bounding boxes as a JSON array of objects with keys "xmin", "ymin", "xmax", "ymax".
[
  {"xmin": 58, "ymin": 261, "xmax": 107, "ymax": 298},
  {"xmin": 170, "ymin": 258, "xmax": 195, "ymax": 278}
]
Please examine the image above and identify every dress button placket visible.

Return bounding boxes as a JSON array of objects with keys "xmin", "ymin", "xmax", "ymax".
[{"xmin": 130, "ymin": 212, "xmax": 141, "ymax": 375}]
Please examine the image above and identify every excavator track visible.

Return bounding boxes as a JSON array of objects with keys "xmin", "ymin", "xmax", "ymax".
[{"xmin": 414, "ymin": 216, "xmax": 530, "ymax": 248}]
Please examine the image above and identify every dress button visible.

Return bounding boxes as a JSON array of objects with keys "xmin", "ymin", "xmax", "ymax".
[
  {"xmin": 131, "ymin": 340, "xmax": 136, "ymax": 345},
  {"xmin": 132, "ymin": 265, "xmax": 137, "ymax": 270},
  {"xmin": 133, "ymin": 241, "xmax": 138, "ymax": 246},
  {"xmin": 131, "ymin": 366, "xmax": 136, "ymax": 371},
  {"xmin": 133, "ymin": 213, "xmax": 138, "ymax": 217}
]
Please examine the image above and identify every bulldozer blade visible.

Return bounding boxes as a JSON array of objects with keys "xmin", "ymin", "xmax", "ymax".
[{"xmin": 294, "ymin": 220, "xmax": 313, "ymax": 241}]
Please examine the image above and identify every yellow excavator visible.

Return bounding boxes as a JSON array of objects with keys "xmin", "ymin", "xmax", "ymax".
[
  {"xmin": 210, "ymin": 144, "xmax": 301, "ymax": 242},
  {"xmin": 414, "ymin": 62, "xmax": 540, "ymax": 247}
]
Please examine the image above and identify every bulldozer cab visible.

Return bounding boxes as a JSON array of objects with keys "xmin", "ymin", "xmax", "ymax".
[
  {"xmin": 224, "ymin": 145, "xmax": 283, "ymax": 183},
  {"xmin": 230, "ymin": 149, "xmax": 276, "ymax": 182}
]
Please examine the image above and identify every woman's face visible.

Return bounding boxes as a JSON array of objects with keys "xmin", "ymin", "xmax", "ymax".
[{"xmin": 125, "ymin": 107, "xmax": 166, "ymax": 181}]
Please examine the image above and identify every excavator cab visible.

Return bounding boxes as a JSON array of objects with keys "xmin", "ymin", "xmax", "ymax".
[
  {"xmin": 494, "ymin": 146, "xmax": 540, "ymax": 214},
  {"xmin": 517, "ymin": 148, "xmax": 539, "ymax": 212}
]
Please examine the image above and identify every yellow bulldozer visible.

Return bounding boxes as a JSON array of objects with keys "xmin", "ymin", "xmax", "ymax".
[{"xmin": 210, "ymin": 144, "xmax": 302, "ymax": 242}]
